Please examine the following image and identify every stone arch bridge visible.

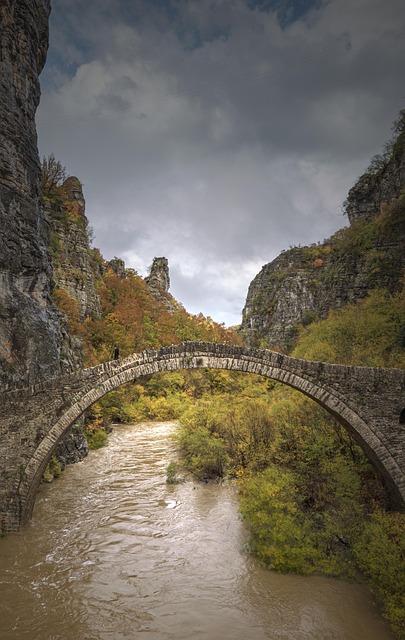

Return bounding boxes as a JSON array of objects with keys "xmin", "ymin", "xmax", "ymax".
[{"xmin": 1, "ymin": 342, "xmax": 404, "ymax": 530}]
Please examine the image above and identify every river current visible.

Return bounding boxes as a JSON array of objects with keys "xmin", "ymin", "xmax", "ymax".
[{"xmin": 0, "ymin": 422, "xmax": 394, "ymax": 640}]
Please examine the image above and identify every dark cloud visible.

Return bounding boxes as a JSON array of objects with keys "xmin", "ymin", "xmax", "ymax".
[
  {"xmin": 37, "ymin": 0, "xmax": 405, "ymax": 325},
  {"xmin": 248, "ymin": 0, "xmax": 325, "ymax": 28}
]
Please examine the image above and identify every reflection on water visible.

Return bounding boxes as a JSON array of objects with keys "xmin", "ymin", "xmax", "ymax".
[{"xmin": 0, "ymin": 422, "xmax": 394, "ymax": 639}]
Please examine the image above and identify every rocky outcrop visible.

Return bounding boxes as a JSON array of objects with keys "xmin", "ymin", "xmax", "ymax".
[
  {"xmin": 0, "ymin": 1, "xmax": 74, "ymax": 390},
  {"xmin": 106, "ymin": 257, "xmax": 126, "ymax": 279},
  {"xmin": 48, "ymin": 177, "xmax": 102, "ymax": 319},
  {"xmin": 0, "ymin": 3, "xmax": 89, "ymax": 473},
  {"xmin": 242, "ymin": 249, "xmax": 320, "ymax": 349},
  {"xmin": 54, "ymin": 417, "xmax": 89, "ymax": 469},
  {"xmin": 241, "ymin": 128, "xmax": 405, "ymax": 350},
  {"xmin": 145, "ymin": 257, "xmax": 182, "ymax": 313},
  {"xmin": 146, "ymin": 257, "xmax": 170, "ymax": 291},
  {"xmin": 346, "ymin": 123, "xmax": 405, "ymax": 224}
]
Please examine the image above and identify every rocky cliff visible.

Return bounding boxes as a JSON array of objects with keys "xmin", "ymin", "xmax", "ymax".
[
  {"xmin": 0, "ymin": 3, "xmax": 231, "ymax": 471},
  {"xmin": 241, "ymin": 122, "xmax": 405, "ymax": 350},
  {"xmin": 43, "ymin": 176, "xmax": 105, "ymax": 467},
  {"xmin": 0, "ymin": 1, "xmax": 78, "ymax": 390},
  {"xmin": 346, "ymin": 123, "xmax": 405, "ymax": 224},
  {"xmin": 0, "ymin": 3, "xmax": 94, "ymax": 465},
  {"xmin": 48, "ymin": 176, "xmax": 102, "ymax": 320},
  {"xmin": 0, "ymin": 0, "xmax": 84, "ymax": 389}
]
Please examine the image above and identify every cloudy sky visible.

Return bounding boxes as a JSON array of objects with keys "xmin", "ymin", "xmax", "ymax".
[{"xmin": 36, "ymin": 0, "xmax": 405, "ymax": 326}]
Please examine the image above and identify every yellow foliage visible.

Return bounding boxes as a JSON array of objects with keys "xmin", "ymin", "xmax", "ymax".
[{"xmin": 293, "ymin": 288, "xmax": 405, "ymax": 368}]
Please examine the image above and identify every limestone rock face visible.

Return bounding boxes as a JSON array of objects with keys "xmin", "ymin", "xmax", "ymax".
[
  {"xmin": 145, "ymin": 257, "xmax": 181, "ymax": 313},
  {"xmin": 242, "ymin": 247, "xmax": 370, "ymax": 349},
  {"xmin": 49, "ymin": 177, "xmax": 102, "ymax": 319},
  {"xmin": 346, "ymin": 130, "xmax": 405, "ymax": 224},
  {"xmin": 146, "ymin": 257, "xmax": 171, "ymax": 291},
  {"xmin": 241, "ymin": 130, "xmax": 405, "ymax": 350},
  {"xmin": 0, "ymin": 0, "xmax": 70, "ymax": 390},
  {"xmin": 242, "ymin": 249, "xmax": 318, "ymax": 349},
  {"xmin": 44, "ymin": 177, "xmax": 108, "ymax": 466}
]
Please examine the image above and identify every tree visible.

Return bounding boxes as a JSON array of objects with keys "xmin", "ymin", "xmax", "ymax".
[{"xmin": 41, "ymin": 154, "xmax": 68, "ymax": 200}]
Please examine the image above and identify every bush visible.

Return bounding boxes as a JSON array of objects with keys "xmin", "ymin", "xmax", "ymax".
[
  {"xmin": 176, "ymin": 422, "xmax": 229, "ymax": 479},
  {"xmin": 352, "ymin": 509, "xmax": 405, "ymax": 637},
  {"xmin": 166, "ymin": 461, "xmax": 184, "ymax": 484},
  {"xmin": 238, "ymin": 465, "xmax": 350, "ymax": 576},
  {"xmin": 86, "ymin": 427, "xmax": 108, "ymax": 450},
  {"xmin": 43, "ymin": 456, "xmax": 63, "ymax": 482}
]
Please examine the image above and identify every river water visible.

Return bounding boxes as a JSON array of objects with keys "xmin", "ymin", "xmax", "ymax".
[{"xmin": 0, "ymin": 422, "xmax": 394, "ymax": 640}]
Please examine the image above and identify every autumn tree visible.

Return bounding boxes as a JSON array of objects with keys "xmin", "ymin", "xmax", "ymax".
[{"xmin": 41, "ymin": 154, "xmax": 68, "ymax": 201}]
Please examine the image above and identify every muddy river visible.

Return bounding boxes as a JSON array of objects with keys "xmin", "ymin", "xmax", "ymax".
[{"xmin": 0, "ymin": 422, "xmax": 394, "ymax": 639}]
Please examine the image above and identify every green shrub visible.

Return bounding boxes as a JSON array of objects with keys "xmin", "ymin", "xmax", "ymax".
[
  {"xmin": 352, "ymin": 508, "xmax": 405, "ymax": 637},
  {"xmin": 238, "ymin": 465, "xmax": 352, "ymax": 576},
  {"xmin": 292, "ymin": 289, "xmax": 405, "ymax": 368},
  {"xmin": 43, "ymin": 456, "xmax": 62, "ymax": 482},
  {"xmin": 86, "ymin": 428, "xmax": 108, "ymax": 450},
  {"xmin": 166, "ymin": 461, "xmax": 184, "ymax": 484}
]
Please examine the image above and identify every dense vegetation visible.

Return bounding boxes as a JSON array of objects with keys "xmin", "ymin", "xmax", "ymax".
[{"xmin": 293, "ymin": 287, "xmax": 405, "ymax": 367}]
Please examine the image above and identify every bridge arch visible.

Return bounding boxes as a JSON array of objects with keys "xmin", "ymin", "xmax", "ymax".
[{"xmin": 19, "ymin": 343, "xmax": 405, "ymax": 524}]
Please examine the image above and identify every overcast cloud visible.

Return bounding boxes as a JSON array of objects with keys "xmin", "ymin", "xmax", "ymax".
[{"xmin": 36, "ymin": 0, "xmax": 405, "ymax": 325}]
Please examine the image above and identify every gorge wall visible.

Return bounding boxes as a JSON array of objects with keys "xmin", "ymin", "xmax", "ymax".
[
  {"xmin": 0, "ymin": 1, "xmax": 77, "ymax": 391},
  {"xmin": 345, "ymin": 127, "xmax": 405, "ymax": 224},
  {"xmin": 49, "ymin": 177, "xmax": 102, "ymax": 321},
  {"xmin": 241, "ymin": 122, "xmax": 405, "ymax": 350},
  {"xmin": 0, "ymin": 3, "xmax": 103, "ymax": 464},
  {"xmin": 45, "ymin": 177, "xmax": 106, "ymax": 467}
]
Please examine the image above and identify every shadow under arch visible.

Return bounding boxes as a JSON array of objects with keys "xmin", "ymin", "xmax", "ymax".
[{"xmin": 19, "ymin": 347, "xmax": 404, "ymax": 524}]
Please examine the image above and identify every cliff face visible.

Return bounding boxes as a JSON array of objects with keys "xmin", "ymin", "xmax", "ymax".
[
  {"xmin": 346, "ymin": 128, "xmax": 405, "ymax": 224},
  {"xmin": 241, "ymin": 127, "xmax": 405, "ymax": 350},
  {"xmin": 49, "ymin": 177, "xmax": 102, "ymax": 320},
  {"xmin": 0, "ymin": 1, "xmax": 70, "ymax": 390},
  {"xmin": 45, "ymin": 178, "xmax": 105, "ymax": 467}
]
